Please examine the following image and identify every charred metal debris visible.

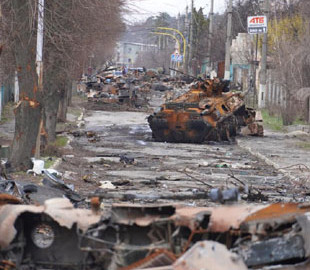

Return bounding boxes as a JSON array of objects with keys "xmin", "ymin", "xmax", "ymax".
[
  {"xmin": 148, "ymin": 78, "xmax": 263, "ymax": 143},
  {"xmin": 78, "ymin": 65, "xmax": 263, "ymax": 143},
  {"xmin": 1, "ymin": 198, "xmax": 310, "ymax": 269},
  {"xmin": 79, "ymin": 67, "xmax": 177, "ymax": 110}
]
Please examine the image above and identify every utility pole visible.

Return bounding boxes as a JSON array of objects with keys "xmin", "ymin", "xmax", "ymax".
[
  {"xmin": 36, "ymin": 0, "xmax": 44, "ymax": 88},
  {"xmin": 259, "ymin": 0, "xmax": 269, "ymax": 108},
  {"xmin": 224, "ymin": 0, "xmax": 233, "ymax": 80},
  {"xmin": 35, "ymin": 0, "xmax": 45, "ymax": 158},
  {"xmin": 184, "ymin": 6, "xmax": 189, "ymax": 73},
  {"xmin": 0, "ymin": 5, "xmax": 2, "ymax": 121},
  {"xmin": 188, "ymin": 0, "xmax": 194, "ymax": 75},
  {"xmin": 207, "ymin": 0, "xmax": 214, "ymax": 75}
]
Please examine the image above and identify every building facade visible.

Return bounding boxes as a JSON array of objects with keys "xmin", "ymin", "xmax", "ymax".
[{"xmin": 115, "ymin": 42, "xmax": 157, "ymax": 67}]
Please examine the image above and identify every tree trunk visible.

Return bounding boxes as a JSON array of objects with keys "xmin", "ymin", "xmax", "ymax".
[
  {"xmin": 58, "ymin": 85, "xmax": 68, "ymax": 122},
  {"xmin": 43, "ymin": 91, "xmax": 60, "ymax": 143},
  {"xmin": 282, "ymin": 92, "xmax": 294, "ymax": 126},
  {"xmin": 10, "ymin": 101, "xmax": 42, "ymax": 170},
  {"xmin": 67, "ymin": 80, "xmax": 73, "ymax": 107},
  {"xmin": 9, "ymin": 0, "xmax": 42, "ymax": 170}
]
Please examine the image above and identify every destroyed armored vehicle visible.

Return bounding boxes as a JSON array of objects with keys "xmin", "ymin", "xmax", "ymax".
[{"xmin": 148, "ymin": 78, "xmax": 263, "ymax": 143}]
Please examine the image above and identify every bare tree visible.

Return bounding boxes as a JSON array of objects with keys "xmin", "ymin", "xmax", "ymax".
[
  {"xmin": 2, "ymin": 0, "xmax": 125, "ymax": 170},
  {"xmin": 268, "ymin": 0, "xmax": 310, "ymax": 124},
  {"xmin": 42, "ymin": 0, "xmax": 125, "ymax": 143},
  {"xmin": 2, "ymin": 0, "xmax": 43, "ymax": 170}
]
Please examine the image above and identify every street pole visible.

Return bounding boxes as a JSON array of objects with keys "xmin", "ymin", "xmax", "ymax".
[
  {"xmin": 224, "ymin": 0, "xmax": 233, "ymax": 80},
  {"xmin": 188, "ymin": 0, "xmax": 194, "ymax": 75},
  {"xmin": 259, "ymin": 0, "xmax": 269, "ymax": 108},
  {"xmin": 157, "ymin": 27, "xmax": 186, "ymax": 70},
  {"xmin": 35, "ymin": 0, "xmax": 44, "ymax": 159},
  {"xmin": 36, "ymin": 0, "xmax": 44, "ymax": 87},
  {"xmin": 152, "ymin": 32, "xmax": 181, "ymax": 55},
  {"xmin": 207, "ymin": 0, "xmax": 214, "ymax": 75},
  {"xmin": 0, "ymin": 5, "xmax": 2, "ymax": 122},
  {"xmin": 184, "ymin": 6, "xmax": 189, "ymax": 73}
]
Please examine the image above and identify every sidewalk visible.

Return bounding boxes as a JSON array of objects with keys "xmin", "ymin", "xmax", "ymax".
[{"xmin": 238, "ymin": 129, "xmax": 310, "ymax": 193}]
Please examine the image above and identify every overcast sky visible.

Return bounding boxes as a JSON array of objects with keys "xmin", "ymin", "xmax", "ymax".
[{"xmin": 127, "ymin": 0, "xmax": 227, "ymax": 22}]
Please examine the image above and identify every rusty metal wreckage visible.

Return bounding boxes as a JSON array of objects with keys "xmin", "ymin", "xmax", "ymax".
[
  {"xmin": 148, "ymin": 78, "xmax": 264, "ymax": 143},
  {"xmin": 0, "ymin": 194, "xmax": 310, "ymax": 269}
]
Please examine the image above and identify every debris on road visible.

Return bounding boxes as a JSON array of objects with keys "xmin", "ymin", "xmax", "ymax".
[
  {"xmin": 209, "ymin": 187, "xmax": 240, "ymax": 203},
  {"xmin": 79, "ymin": 66, "xmax": 152, "ymax": 110},
  {"xmin": 99, "ymin": 180, "xmax": 116, "ymax": 189},
  {"xmin": 77, "ymin": 66, "xmax": 190, "ymax": 112},
  {"xmin": 120, "ymin": 154, "xmax": 135, "ymax": 165},
  {"xmin": 27, "ymin": 158, "xmax": 45, "ymax": 175}
]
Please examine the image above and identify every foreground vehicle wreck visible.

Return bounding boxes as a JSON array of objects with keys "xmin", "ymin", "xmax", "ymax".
[
  {"xmin": 1, "ymin": 198, "xmax": 310, "ymax": 269},
  {"xmin": 0, "ymin": 198, "xmax": 100, "ymax": 269}
]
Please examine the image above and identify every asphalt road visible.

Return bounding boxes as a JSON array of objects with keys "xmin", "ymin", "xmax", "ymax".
[{"xmin": 58, "ymin": 107, "xmax": 310, "ymax": 206}]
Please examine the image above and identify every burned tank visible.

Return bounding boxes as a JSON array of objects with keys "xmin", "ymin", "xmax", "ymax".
[{"xmin": 148, "ymin": 78, "xmax": 263, "ymax": 143}]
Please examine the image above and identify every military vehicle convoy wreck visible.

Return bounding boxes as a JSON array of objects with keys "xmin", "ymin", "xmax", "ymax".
[{"xmin": 148, "ymin": 78, "xmax": 263, "ymax": 143}]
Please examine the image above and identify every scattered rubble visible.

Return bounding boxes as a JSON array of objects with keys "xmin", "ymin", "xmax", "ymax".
[{"xmin": 78, "ymin": 66, "xmax": 190, "ymax": 112}]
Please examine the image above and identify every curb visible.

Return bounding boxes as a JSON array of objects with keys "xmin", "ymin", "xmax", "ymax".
[{"xmin": 237, "ymin": 139, "xmax": 298, "ymax": 183}]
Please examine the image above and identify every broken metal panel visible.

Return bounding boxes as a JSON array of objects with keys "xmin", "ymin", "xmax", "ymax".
[
  {"xmin": 260, "ymin": 259, "xmax": 310, "ymax": 269},
  {"xmin": 81, "ymin": 206, "xmax": 176, "ymax": 269},
  {"xmin": 43, "ymin": 198, "xmax": 100, "ymax": 232},
  {"xmin": 206, "ymin": 205, "xmax": 267, "ymax": 232},
  {"xmin": 296, "ymin": 213, "xmax": 310, "ymax": 258},
  {"xmin": 173, "ymin": 205, "xmax": 266, "ymax": 232},
  {"xmin": 0, "ymin": 194, "xmax": 21, "ymax": 206},
  {"xmin": 173, "ymin": 241, "xmax": 247, "ymax": 270},
  {"xmin": 234, "ymin": 205, "xmax": 310, "ymax": 268},
  {"xmin": 111, "ymin": 204, "xmax": 177, "ymax": 227},
  {"xmin": 139, "ymin": 267, "xmax": 173, "ymax": 270},
  {"xmin": 245, "ymin": 203, "xmax": 310, "ymax": 223},
  {"xmin": 238, "ymin": 235, "xmax": 305, "ymax": 267},
  {"xmin": 170, "ymin": 207, "xmax": 211, "ymax": 231},
  {"xmin": 0, "ymin": 198, "xmax": 100, "ymax": 249},
  {"xmin": 242, "ymin": 203, "xmax": 310, "ymax": 234},
  {"xmin": 120, "ymin": 250, "xmax": 176, "ymax": 270}
]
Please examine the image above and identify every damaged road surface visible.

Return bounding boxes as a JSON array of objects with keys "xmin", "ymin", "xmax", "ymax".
[
  {"xmin": 2, "ymin": 199, "xmax": 310, "ymax": 269},
  {"xmin": 58, "ymin": 108, "xmax": 302, "ymax": 205}
]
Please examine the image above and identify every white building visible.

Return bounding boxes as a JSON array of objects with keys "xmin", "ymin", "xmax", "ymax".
[{"xmin": 115, "ymin": 42, "xmax": 157, "ymax": 67}]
